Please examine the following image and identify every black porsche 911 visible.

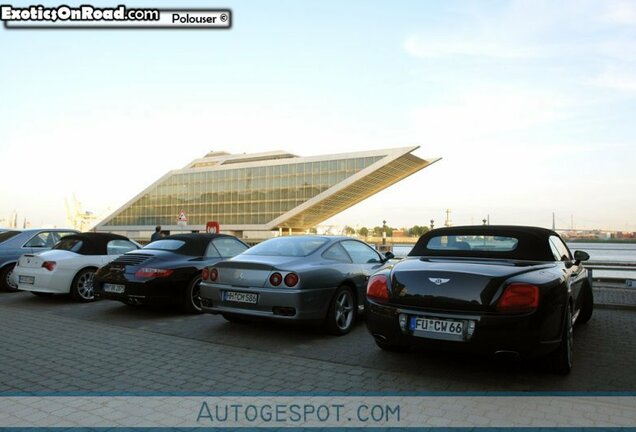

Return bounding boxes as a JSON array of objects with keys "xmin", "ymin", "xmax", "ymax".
[
  {"xmin": 93, "ymin": 233, "xmax": 249, "ymax": 313},
  {"xmin": 365, "ymin": 225, "xmax": 593, "ymax": 374}
]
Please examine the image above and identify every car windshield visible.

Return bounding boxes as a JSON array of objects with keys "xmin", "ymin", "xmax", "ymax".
[
  {"xmin": 143, "ymin": 239, "xmax": 186, "ymax": 251},
  {"xmin": 0, "ymin": 231, "xmax": 20, "ymax": 244},
  {"xmin": 244, "ymin": 237, "xmax": 329, "ymax": 257},
  {"xmin": 426, "ymin": 235, "xmax": 519, "ymax": 252},
  {"xmin": 53, "ymin": 238, "xmax": 84, "ymax": 253}
]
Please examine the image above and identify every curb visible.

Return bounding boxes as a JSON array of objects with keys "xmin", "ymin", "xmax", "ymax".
[{"xmin": 595, "ymin": 303, "xmax": 636, "ymax": 311}]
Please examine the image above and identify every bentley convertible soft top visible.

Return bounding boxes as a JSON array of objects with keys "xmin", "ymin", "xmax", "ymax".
[{"xmin": 365, "ymin": 225, "xmax": 593, "ymax": 374}]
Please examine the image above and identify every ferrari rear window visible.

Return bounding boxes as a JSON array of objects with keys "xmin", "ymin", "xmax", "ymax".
[
  {"xmin": 244, "ymin": 237, "xmax": 329, "ymax": 257},
  {"xmin": 426, "ymin": 235, "xmax": 518, "ymax": 252}
]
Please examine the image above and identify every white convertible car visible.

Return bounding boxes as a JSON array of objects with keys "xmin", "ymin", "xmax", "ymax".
[{"xmin": 14, "ymin": 232, "xmax": 140, "ymax": 302}]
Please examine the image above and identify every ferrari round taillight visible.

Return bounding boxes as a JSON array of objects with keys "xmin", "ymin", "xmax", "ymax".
[
  {"xmin": 367, "ymin": 274, "xmax": 389, "ymax": 303},
  {"xmin": 201, "ymin": 268, "xmax": 209, "ymax": 281},
  {"xmin": 209, "ymin": 268, "xmax": 218, "ymax": 282},
  {"xmin": 497, "ymin": 283, "xmax": 540, "ymax": 313},
  {"xmin": 284, "ymin": 272, "xmax": 299, "ymax": 287},
  {"xmin": 42, "ymin": 261, "xmax": 56, "ymax": 272},
  {"xmin": 269, "ymin": 272, "xmax": 282, "ymax": 286}
]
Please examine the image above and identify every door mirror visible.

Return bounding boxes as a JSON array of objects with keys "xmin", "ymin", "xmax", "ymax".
[
  {"xmin": 573, "ymin": 250, "xmax": 590, "ymax": 263},
  {"xmin": 384, "ymin": 251, "xmax": 395, "ymax": 260}
]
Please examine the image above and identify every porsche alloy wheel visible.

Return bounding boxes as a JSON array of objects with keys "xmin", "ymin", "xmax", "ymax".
[
  {"xmin": 183, "ymin": 275, "xmax": 203, "ymax": 314},
  {"xmin": 326, "ymin": 285, "xmax": 356, "ymax": 335}
]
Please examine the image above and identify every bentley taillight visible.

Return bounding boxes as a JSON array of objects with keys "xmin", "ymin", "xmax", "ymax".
[
  {"xmin": 367, "ymin": 274, "xmax": 389, "ymax": 303},
  {"xmin": 497, "ymin": 283, "xmax": 540, "ymax": 313}
]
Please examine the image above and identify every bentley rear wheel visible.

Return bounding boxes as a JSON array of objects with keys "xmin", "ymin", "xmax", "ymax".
[
  {"xmin": 549, "ymin": 304, "xmax": 573, "ymax": 375},
  {"xmin": 577, "ymin": 283, "xmax": 594, "ymax": 325}
]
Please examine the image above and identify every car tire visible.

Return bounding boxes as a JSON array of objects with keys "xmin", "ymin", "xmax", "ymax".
[
  {"xmin": 222, "ymin": 313, "xmax": 245, "ymax": 323},
  {"xmin": 0, "ymin": 264, "xmax": 18, "ymax": 292},
  {"xmin": 577, "ymin": 283, "xmax": 594, "ymax": 325},
  {"xmin": 182, "ymin": 274, "xmax": 203, "ymax": 314},
  {"xmin": 31, "ymin": 292, "xmax": 55, "ymax": 298},
  {"xmin": 548, "ymin": 304, "xmax": 573, "ymax": 375},
  {"xmin": 325, "ymin": 285, "xmax": 357, "ymax": 335},
  {"xmin": 70, "ymin": 268, "xmax": 96, "ymax": 302}
]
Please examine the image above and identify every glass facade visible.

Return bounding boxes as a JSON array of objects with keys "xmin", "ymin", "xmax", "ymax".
[{"xmin": 104, "ymin": 156, "xmax": 384, "ymax": 227}]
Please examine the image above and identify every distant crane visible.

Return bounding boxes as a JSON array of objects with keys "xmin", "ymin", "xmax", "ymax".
[{"xmin": 64, "ymin": 195, "xmax": 96, "ymax": 232}]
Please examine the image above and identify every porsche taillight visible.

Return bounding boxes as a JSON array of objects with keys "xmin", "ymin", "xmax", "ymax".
[
  {"xmin": 135, "ymin": 268, "xmax": 174, "ymax": 279},
  {"xmin": 497, "ymin": 283, "xmax": 540, "ymax": 313},
  {"xmin": 367, "ymin": 274, "xmax": 389, "ymax": 303}
]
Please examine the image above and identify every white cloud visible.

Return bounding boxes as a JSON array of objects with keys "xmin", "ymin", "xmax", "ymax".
[
  {"xmin": 403, "ymin": 35, "xmax": 546, "ymax": 60},
  {"xmin": 409, "ymin": 85, "xmax": 566, "ymax": 145},
  {"xmin": 592, "ymin": 66, "xmax": 636, "ymax": 92},
  {"xmin": 605, "ymin": 0, "xmax": 636, "ymax": 25}
]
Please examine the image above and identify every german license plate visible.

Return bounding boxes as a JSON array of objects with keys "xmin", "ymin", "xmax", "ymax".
[
  {"xmin": 410, "ymin": 317, "xmax": 464, "ymax": 335},
  {"xmin": 19, "ymin": 275, "xmax": 35, "ymax": 285},
  {"xmin": 103, "ymin": 283, "xmax": 125, "ymax": 294},
  {"xmin": 224, "ymin": 291, "xmax": 258, "ymax": 304}
]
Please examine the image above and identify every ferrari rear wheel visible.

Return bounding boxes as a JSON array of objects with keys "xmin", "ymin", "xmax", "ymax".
[
  {"xmin": 549, "ymin": 304, "xmax": 573, "ymax": 375},
  {"xmin": 183, "ymin": 274, "xmax": 203, "ymax": 314},
  {"xmin": 70, "ymin": 268, "xmax": 96, "ymax": 302},
  {"xmin": 325, "ymin": 285, "xmax": 356, "ymax": 335}
]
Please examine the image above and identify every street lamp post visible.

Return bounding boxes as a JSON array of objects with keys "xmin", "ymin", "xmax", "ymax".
[{"xmin": 382, "ymin": 220, "xmax": 387, "ymax": 246}]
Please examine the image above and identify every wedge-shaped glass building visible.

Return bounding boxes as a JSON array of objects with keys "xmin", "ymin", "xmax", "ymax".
[{"xmin": 95, "ymin": 147, "xmax": 439, "ymax": 238}]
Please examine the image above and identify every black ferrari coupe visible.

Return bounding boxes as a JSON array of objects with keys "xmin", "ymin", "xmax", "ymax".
[
  {"xmin": 93, "ymin": 233, "xmax": 249, "ymax": 313},
  {"xmin": 365, "ymin": 225, "xmax": 593, "ymax": 374}
]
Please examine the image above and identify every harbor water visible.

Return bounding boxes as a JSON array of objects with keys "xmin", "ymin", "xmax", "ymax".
[{"xmin": 390, "ymin": 242, "xmax": 636, "ymax": 281}]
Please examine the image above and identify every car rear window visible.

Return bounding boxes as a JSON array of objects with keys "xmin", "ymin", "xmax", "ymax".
[
  {"xmin": 53, "ymin": 238, "xmax": 84, "ymax": 252},
  {"xmin": 143, "ymin": 239, "xmax": 186, "ymax": 251},
  {"xmin": 426, "ymin": 235, "xmax": 519, "ymax": 252},
  {"xmin": 0, "ymin": 231, "xmax": 20, "ymax": 244},
  {"xmin": 244, "ymin": 237, "xmax": 328, "ymax": 257}
]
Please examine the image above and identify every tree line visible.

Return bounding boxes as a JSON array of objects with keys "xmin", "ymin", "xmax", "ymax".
[{"xmin": 341, "ymin": 225, "xmax": 430, "ymax": 237}]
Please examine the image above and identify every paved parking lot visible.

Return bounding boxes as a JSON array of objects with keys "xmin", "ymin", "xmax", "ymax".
[{"xmin": 1, "ymin": 290, "xmax": 635, "ymax": 393}]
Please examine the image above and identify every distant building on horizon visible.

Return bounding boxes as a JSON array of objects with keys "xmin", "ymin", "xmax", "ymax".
[{"xmin": 94, "ymin": 147, "xmax": 440, "ymax": 239}]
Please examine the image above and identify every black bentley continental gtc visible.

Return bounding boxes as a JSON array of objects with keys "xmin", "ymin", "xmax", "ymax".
[{"xmin": 365, "ymin": 225, "xmax": 593, "ymax": 374}]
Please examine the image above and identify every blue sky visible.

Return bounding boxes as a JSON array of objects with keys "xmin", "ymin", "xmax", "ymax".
[{"xmin": 1, "ymin": 0, "xmax": 635, "ymax": 231}]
